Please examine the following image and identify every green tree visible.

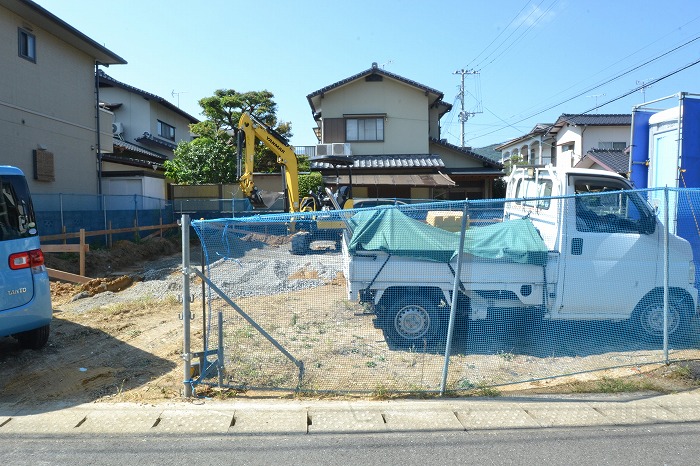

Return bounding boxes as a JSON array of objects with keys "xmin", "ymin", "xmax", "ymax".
[
  {"xmin": 164, "ymin": 89, "xmax": 293, "ymax": 184},
  {"xmin": 493, "ymin": 154, "xmax": 524, "ymax": 198}
]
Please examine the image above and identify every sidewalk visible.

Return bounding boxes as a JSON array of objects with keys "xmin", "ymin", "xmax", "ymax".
[{"xmin": 2, "ymin": 389, "xmax": 700, "ymax": 435}]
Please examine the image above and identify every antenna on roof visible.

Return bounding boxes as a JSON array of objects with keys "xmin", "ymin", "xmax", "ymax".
[
  {"xmin": 636, "ymin": 80, "xmax": 652, "ymax": 101},
  {"xmin": 171, "ymin": 89, "xmax": 187, "ymax": 108},
  {"xmin": 587, "ymin": 94, "xmax": 606, "ymax": 113}
]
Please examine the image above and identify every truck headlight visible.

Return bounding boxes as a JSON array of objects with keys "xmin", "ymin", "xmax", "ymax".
[{"xmin": 690, "ymin": 261, "xmax": 696, "ymax": 285}]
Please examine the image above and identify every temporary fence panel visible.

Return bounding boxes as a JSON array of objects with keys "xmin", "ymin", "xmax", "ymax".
[
  {"xmin": 33, "ymin": 193, "xmax": 175, "ymax": 243},
  {"xmin": 188, "ymin": 188, "xmax": 700, "ymax": 395}
]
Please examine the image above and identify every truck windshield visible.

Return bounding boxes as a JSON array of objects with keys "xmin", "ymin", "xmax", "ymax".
[
  {"xmin": 574, "ymin": 179, "xmax": 654, "ymax": 234},
  {"xmin": 0, "ymin": 175, "xmax": 36, "ymax": 241}
]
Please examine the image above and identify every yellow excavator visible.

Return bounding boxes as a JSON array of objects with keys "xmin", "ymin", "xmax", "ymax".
[{"xmin": 236, "ymin": 112, "xmax": 354, "ymax": 253}]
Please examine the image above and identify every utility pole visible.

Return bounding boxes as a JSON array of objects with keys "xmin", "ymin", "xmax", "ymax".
[{"xmin": 453, "ymin": 69, "xmax": 480, "ymax": 148}]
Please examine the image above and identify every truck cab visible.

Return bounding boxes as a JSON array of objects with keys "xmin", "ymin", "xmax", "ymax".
[{"xmin": 505, "ymin": 165, "xmax": 697, "ymax": 340}]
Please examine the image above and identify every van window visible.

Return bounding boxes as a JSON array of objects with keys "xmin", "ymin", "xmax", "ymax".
[
  {"xmin": 573, "ymin": 178, "xmax": 654, "ymax": 234},
  {"xmin": 0, "ymin": 174, "xmax": 36, "ymax": 241}
]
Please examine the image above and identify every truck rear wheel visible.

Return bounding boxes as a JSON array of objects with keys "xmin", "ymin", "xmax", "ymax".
[{"xmin": 382, "ymin": 295, "xmax": 445, "ymax": 349}]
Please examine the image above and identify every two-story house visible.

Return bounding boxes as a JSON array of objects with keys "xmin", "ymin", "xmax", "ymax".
[
  {"xmin": 497, "ymin": 114, "xmax": 632, "ymax": 173},
  {"xmin": 97, "ymin": 71, "xmax": 199, "ymax": 200},
  {"xmin": 306, "ymin": 63, "xmax": 503, "ymax": 201},
  {"xmin": 0, "ymin": 0, "xmax": 125, "ymax": 195}
]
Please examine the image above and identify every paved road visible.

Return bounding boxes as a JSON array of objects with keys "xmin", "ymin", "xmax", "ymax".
[{"xmin": 3, "ymin": 422, "xmax": 700, "ymax": 465}]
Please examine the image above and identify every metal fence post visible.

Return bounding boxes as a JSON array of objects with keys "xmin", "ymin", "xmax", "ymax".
[
  {"xmin": 181, "ymin": 214, "xmax": 193, "ymax": 397},
  {"xmin": 218, "ymin": 311, "xmax": 224, "ymax": 388},
  {"xmin": 440, "ymin": 204, "xmax": 469, "ymax": 395},
  {"xmin": 663, "ymin": 187, "xmax": 670, "ymax": 362},
  {"xmin": 59, "ymin": 193, "xmax": 64, "ymax": 234}
]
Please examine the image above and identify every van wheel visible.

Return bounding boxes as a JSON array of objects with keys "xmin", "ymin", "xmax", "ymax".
[
  {"xmin": 15, "ymin": 324, "xmax": 50, "ymax": 350},
  {"xmin": 633, "ymin": 293, "xmax": 689, "ymax": 343},
  {"xmin": 383, "ymin": 295, "xmax": 444, "ymax": 348}
]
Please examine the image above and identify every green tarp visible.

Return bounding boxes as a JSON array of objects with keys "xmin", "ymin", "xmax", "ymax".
[{"xmin": 347, "ymin": 208, "xmax": 548, "ymax": 265}]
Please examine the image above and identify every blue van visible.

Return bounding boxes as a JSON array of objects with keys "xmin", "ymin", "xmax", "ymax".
[{"xmin": 0, "ymin": 166, "xmax": 52, "ymax": 349}]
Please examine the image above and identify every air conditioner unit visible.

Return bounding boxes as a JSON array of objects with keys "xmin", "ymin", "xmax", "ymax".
[
  {"xmin": 316, "ymin": 144, "xmax": 332, "ymax": 156},
  {"xmin": 112, "ymin": 122, "xmax": 124, "ymax": 136},
  {"xmin": 332, "ymin": 143, "xmax": 352, "ymax": 156}
]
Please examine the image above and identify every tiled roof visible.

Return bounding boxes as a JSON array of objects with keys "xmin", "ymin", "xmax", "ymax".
[
  {"xmin": 135, "ymin": 132, "xmax": 177, "ymax": 150},
  {"xmin": 307, "ymin": 63, "xmax": 445, "ymax": 114},
  {"xmin": 555, "ymin": 113, "xmax": 632, "ymax": 127},
  {"xmin": 576, "ymin": 149, "xmax": 630, "ymax": 174},
  {"xmin": 311, "ymin": 154, "xmax": 446, "ymax": 170},
  {"xmin": 98, "ymin": 71, "xmax": 199, "ymax": 123},
  {"xmin": 112, "ymin": 138, "xmax": 168, "ymax": 160},
  {"xmin": 431, "ymin": 138, "xmax": 503, "ymax": 168}
]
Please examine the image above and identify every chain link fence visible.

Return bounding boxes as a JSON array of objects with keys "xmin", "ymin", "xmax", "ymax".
[{"xmin": 185, "ymin": 186, "xmax": 700, "ymax": 395}]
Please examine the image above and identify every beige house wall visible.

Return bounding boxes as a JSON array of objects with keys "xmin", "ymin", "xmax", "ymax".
[
  {"xmin": 0, "ymin": 4, "xmax": 100, "ymax": 194},
  {"xmin": 320, "ymin": 78, "xmax": 430, "ymax": 154}
]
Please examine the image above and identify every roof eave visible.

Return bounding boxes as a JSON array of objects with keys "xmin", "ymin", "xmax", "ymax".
[{"xmin": 4, "ymin": 0, "xmax": 127, "ymax": 65}]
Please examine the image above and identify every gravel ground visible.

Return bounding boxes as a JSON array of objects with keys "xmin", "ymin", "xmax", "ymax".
[{"xmin": 62, "ymin": 239, "xmax": 345, "ymax": 314}]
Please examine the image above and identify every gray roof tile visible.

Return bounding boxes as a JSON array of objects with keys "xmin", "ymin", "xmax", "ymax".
[
  {"xmin": 555, "ymin": 113, "xmax": 631, "ymax": 127},
  {"xmin": 577, "ymin": 148, "xmax": 630, "ymax": 174},
  {"xmin": 311, "ymin": 154, "xmax": 446, "ymax": 170}
]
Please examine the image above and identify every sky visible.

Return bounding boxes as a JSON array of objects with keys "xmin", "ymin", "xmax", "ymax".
[{"xmin": 34, "ymin": 0, "xmax": 700, "ymax": 149}]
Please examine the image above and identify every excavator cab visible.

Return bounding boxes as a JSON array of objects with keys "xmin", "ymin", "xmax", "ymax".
[{"xmin": 310, "ymin": 155, "xmax": 355, "ymax": 210}]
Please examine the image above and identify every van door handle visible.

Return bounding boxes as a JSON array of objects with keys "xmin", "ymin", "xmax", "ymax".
[{"xmin": 571, "ymin": 237, "xmax": 583, "ymax": 255}]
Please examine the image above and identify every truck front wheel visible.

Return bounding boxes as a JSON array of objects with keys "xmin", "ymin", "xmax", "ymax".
[{"xmin": 632, "ymin": 292, "xmax": 691, "ymax": 343}]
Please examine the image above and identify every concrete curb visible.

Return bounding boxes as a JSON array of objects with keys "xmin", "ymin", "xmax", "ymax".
[{"xmin": 2, "ymin": 390, "xmax": 700, "ymax": 435}]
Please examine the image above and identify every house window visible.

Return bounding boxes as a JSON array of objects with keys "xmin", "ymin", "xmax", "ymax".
[
  {"xmin": 18, "ymin": 28, "xmax": 36, "ymax": 62},
  {"xmin": 157, "ymin": 120, "xmax": 175, "ymax": 141},
  {"xmin": 561, "ymin": 142, "xmax": 575, "ymax": 152},
  {"xmin": 346, "ymin": 117, "xmax": 384, "ymax": 141},
  {"xmin": 598, "ymin": 141, "xmax": 626, "ymax": 150}
]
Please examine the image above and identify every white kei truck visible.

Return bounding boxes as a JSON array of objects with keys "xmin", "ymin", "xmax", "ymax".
[{"xmin": 342, "ymin": 166, "xmax": 698, "ymax": 347}]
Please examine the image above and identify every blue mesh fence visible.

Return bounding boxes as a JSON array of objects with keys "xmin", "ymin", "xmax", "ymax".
[
  {"xmin": 190, "ymin": 187, "xmax": 700, "ymax": 394},
  {"xmin": 32, "ymin": 193, "xmax": 175, "ymax": 244}
]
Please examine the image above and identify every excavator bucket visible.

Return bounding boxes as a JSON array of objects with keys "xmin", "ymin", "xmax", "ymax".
[{"xmin": 248, "ymin": 188, "xmax": 268, "ymax": 209}]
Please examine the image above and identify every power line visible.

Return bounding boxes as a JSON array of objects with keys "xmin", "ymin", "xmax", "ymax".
[
  {"xmin": 466, "ymin": 1, "xmax": 534, "ymax": 69},
  {"xmin": 514, "ymin": 32, "xmax": 700, "ymax": 121},
  {"xmin": 471, "ymin": 56, "xmax": 700, "ymax": 142},
  {"xmin": 478, "ymin": 0, "xmax": 560, "ymax": 71}
]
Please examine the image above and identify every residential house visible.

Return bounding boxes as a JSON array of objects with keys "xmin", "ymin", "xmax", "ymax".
[
  {"xmin": 0, "ymin": 0, "xmax": 126, "ymax": 195},
  {"xmin": 497, "ymin": 114, "xmax": 631, "ymax": 172},
  {"xmin": 306, "ymin": 63, "xmax": 503, "ymax": 201},
  {"xmin": 495, "ymin": 123, "xmax": 555, "ymax": 166},
  {"xmin": 97, "ymin": 71, "xmax": 199, "ymax": 200},
  {"xmin": 574, "ymin": 148, "xmax": 629, "ymax": 177}
]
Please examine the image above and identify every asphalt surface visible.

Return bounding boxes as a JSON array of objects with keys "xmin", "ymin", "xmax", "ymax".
[{"xmin": 2, "ymin": 388, "xmax": 700, "ymax": 435}]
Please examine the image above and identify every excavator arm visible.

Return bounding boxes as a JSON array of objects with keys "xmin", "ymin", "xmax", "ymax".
[{"xmin": 236, "ymin": 112, "xmax": 301, "ymax": 212}]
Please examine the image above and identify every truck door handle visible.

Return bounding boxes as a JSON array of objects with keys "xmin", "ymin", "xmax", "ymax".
[{"xmin": 571, "ymin": 237, "xmax": 583, "ymax": 255}]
